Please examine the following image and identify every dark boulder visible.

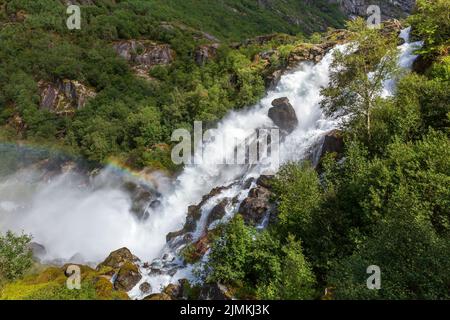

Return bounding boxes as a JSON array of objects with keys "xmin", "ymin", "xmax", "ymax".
[
  {"xmin": 238, "ymin": 186, "xmax": 272, "ymax": 226},
  {"xmin": 166, "ymin": 184, "xmax": 236, "ymax": 243},
  {"xmin": 268, "ymin": 97, "xmax": 298, "ymax": 133},
  {"xmin": 207, "ymin": 198, "xmax": 231, "ymax": 227},
  {"xmin": 320, "ymin": 129, "xmax": 344, "ymax": 160},
  {"xmin": 265, "ymin": 69, "xmax": 283, "ymax": 90},
  {"xmin": 122, "ymin": 181, "xmax": 155, "ymax": 220},
  {"xmin": 256, "ymin": 175, "xmax": 274, "ymax": 190},
  {"xmin": 139, "ymin": 282, "xmax": 152, "ymax": 295}
]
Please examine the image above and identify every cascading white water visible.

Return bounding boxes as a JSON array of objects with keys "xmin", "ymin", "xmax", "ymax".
[
  {"xmin": 129, "ymin": 28, "xmax": 423, "ymax": 297},
  {"xmin": 0, "ymin": 28, "xmax": 422, "ymax": 297}
]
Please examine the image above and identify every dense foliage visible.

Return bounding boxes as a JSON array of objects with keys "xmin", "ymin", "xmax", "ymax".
[
  {"xmin": 0, "ymin": 0, "xmax": 449, "ymax": 301},
  {"xmin": 0, "ymin": 231, "xmax": 33, "ymax": 284},
  {"xmin": 0, "ymin": 0, "xmax": 343, "ymax": 169}
]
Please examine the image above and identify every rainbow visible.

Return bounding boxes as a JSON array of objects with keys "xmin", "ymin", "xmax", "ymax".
[{"xmin": 0, "ymin": 140, "xmax": 160, "ymax": 188}]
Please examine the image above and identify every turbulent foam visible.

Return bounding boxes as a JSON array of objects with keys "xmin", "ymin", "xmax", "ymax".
[{"xmin": 0, "ymin": 28, "xmax": 421, "ymax": 297}]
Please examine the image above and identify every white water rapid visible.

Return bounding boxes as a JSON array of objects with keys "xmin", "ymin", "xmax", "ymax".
[{"xmin": 0, "ymin": 28, "xmax": 422, "ymax": 297}]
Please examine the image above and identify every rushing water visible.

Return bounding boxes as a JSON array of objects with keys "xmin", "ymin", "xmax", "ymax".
[{"xmin": 0, "ymin": 28, "xmax": 422, "ymax": 297}]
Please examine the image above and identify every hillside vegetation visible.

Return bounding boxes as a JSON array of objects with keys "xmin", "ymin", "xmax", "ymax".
[
  {"xmin": 0, "ymin": 0, "xmax": 344, "ymax": 170},
  {"xmin": 202, "ymin": 0, "xmax": 450, "ymax": 300},
  {"xmin": 0, "ymin": 0, "xmax": 449, "ymax": 301}
]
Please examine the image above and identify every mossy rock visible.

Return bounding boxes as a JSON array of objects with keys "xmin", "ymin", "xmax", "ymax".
[
  {"xmin": 143, "ymin": 293, "xmax": 172, "ymax": 300},
  {"xmin": 114, "ymin": 262, "xmax": 142, "ymax": 291},
  {"xmin": 97, "ymin": 247, "xmax": 137, "ymax": 270},
  {"xmin": 94, "ymin": 277, "xmax": 129, "ymax": 300},
  {"xmin": 0, "ymin": 265, "xmax": 129, "ymax": 300}
]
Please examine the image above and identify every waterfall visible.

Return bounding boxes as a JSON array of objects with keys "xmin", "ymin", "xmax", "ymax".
[
  {"xmin": 128, "ymin": 27, "xmax": 423, "ymax": 297},
  {"xmin": 0, "ymin": 28, "xmax": 422, "ymax": 298}
]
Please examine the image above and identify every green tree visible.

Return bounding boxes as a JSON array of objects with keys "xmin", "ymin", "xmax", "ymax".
[
  {"xmin": 272, "ymin": 162, "xmax": 322, "ymax": 238},
  {"xmin": 408, "ymin": 0, "xmax": 450, "ymax": 61},
  {"xmin": 258, "ymin": 235, "xmax": 316, "ymax": 300},
  {"xmin": 320, "ymin": 18, "xmax": 399, "ymax": 139},
  {"xmin": 0, "ymin": 231, "xmax": 33, "ymax": 284},
  {"xmin": 204, "ymin": 215, "xmax": 255, "ymax": 285},
  {"xmin": 329, "ymin": 210, "xmax": 450, "ymax": 300}
]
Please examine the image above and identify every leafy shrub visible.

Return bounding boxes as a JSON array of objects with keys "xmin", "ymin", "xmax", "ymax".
[{"xmin": 0, "ymin": 231, "xmax": 33, "ymax": 284}]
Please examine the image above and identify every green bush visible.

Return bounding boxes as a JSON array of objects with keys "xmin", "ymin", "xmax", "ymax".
[{"xmin": 0, "ymin": 231, "xmax": 33, "ymax": 284}]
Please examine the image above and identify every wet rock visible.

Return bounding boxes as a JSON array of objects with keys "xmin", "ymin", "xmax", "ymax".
[
  {"xmin": 181, "ymin": 234, "xmax": 211, "ymax": 264},
  {"xmin": 149, "ymin": 200, "xmax": 161, "ymax": 209},
  {"xmin": 265, "ymin": 69, "xmax": 283, "ymax": 90},
  {"xmin": 243, "ymin": 177, "xmax": 255, "ymax": 189},
  {"xmin": 207, "ymin": 198, "xmax": 231, "ymax": 226},
  {"xmin": 287, "ymin": 44, "xmax": 328, "ymax": 68},
  {"xmin": 139, "ymin": 282, "xmax": 152, "ymax": 294},
  {"xmin": 256, "ymin": 175, "xmax": 274, "ymax": 190},
  {"xmin": 268, "ymin": 97, "xmax": 298, "ymax": 133},
  {"xmin": 320, "ymin": 129, "xmax": 344, "ymax": 160},
  {"xmin": 238, "ymin": 186, "xmax": 272, "ymax": 226},
  {"xmin": 114, "ymin": 261, "xmax": 142, "ymax": 291},
  {"xmin": 166, "ymin": 184, "xmax": 236, "ymax": 243}
]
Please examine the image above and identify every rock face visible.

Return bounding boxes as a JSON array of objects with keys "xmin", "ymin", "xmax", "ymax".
[
  {"xmin": 38, "ymin": 79, "xmax": 96, "ymax": 114},
  {"xmin": 268, "ymin": 97, "xmax": 298, "ymax": 133},
  {"xmin": 320, "ymin": 129, "xmax": 344, "ymax": 160},
  {"xmin": 166, "ymin": 184, "xmax": 235, "ymax": 243},
  {"xmin": 97, "ymin": 247, "xmax": 142, "ymax": 292},
  {"xmin": 329, "ymin": 0, "xmax": 415, "ymax": 20},
  {"xmin": 238, "ymin": 186, "xmax": 273, "ymax": 226},
  {"xmin": 207, "ymin": 198, "xmax": 231, "ymax": 226},
  {"xmin": 287, "ymin": 43, "xmax": 334, "ymax": 67},
  {"xmin": 265, "ymin": 69, "xmax": 283, "ymax": 90},
  {"xmin": 195, "ymin": 43, "xmax": 220, "ymax": 66},
  {"xmin": 113, "ymin": 40, "xmax": 174, "ymax": 77}
]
